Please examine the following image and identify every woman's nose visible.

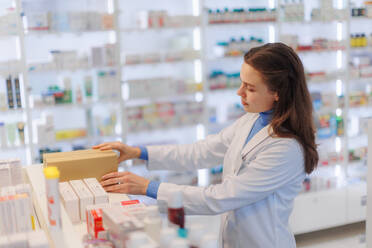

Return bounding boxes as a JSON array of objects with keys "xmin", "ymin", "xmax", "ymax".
[{"xmin": 237, "ymin": 85, "xmax": 244, "ymax": 97}]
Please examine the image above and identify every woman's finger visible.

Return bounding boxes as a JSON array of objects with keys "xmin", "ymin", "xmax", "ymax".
[
  {"xmin": 101, "ymin": 171, "xmax": 120, "ymax": 181},
  {"xmin": 103, "ymin": 184, "xmax": 121, "ymax": 192},
  {"xmin": 100, "ymin": 177, "xmax": 120, "ymax": 187},
  {"xmin": 92, "ymin": 143, "xmax": 108, "ymax": 149}
]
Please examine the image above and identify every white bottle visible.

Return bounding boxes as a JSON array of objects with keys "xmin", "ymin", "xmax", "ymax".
[
  {"xmin": 170, "ymin": 238, "xmax": 189, "ymax": 248},
  {"xmin": 126, "ymin": 232, "xmax": 150, "ymax": 248},
  {"xmin": 0, "ymin": 122, "xmax": 7, "ymax": 148},
  {"xmin": 201, "ymin": 235, "xmax": 218, "ymax": 248},
  {"xmin": 144, "ymin": 205, "xmax": 162, "ymax": 243},
  {"xmin": 188, "ymin": 224, "xmax": 207, "ymax": 248},
  {"xmin": 159, "ymin": 227, "xmax": 178, "ymax": 248},
  {"xmin": 43, "ymin": 167, "xmax": 62, "ymax": 231}
]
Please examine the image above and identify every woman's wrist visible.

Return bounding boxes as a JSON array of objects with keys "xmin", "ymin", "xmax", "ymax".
[{"xmin": 132, "ymin": 146, "xmax": 141, "ymax": 159}]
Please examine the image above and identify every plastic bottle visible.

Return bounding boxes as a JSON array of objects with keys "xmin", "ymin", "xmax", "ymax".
[
  {"xmin": 43, "ymin": 166, "xmax": 62, "ymax": 231},
  {"xmin": 126, "ymin": 232, "xmax": 150, "ymax": 248},
  {"xmin": 168, "ymin": 190, "xmax": 185, "ymax": 228},
  {"xmin": 159, "ymin": 227, "xmax": 178, "ymax": 248},
  {"xmin": 143, "ymin": 205, "xmax": 162, "ymax": 243},
  {"xmin": 200, "ymin": 235, "xmax": 218, "ymax": 248},
  {"xmin": 0, "ymin": 122, "xmax": 7, "ymax": 148},
  {"xmin": 170, "ymin": 238, "xmax": 189, "ymax": 248},
  {"xmin": 188, "ymin": 224, "xmax": 207, "ymax": 248},
  {"xmin": 361, "ymin": 33, "xmax": 367, "ymax": 47}
]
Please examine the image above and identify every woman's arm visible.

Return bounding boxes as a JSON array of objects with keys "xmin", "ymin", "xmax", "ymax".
[
  {"xmin": 156, "ymin": 139, "xmax": 305, "ymax": 215},
  {"xmin": 146, "ymin": 117, "xmax": 242, "ymax": 171}
]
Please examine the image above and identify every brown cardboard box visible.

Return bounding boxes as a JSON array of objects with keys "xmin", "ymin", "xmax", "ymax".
[{"xmin": 43, "ymin": 149, "xmax": 118, "ymax": 182}]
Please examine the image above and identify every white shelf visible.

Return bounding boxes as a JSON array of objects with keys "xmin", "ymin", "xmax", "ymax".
[
  {"xmin": 25, "ymin": 29, "xmax": 115, "ymax": 36},
  {"xmin": 25, "ymin": 164, "xmax": 131, "ymax": 248},
  {"xmin": 208, "ymin": 21, "xmax": 276, "ymax": 27},
  {"xmin": 121, "ymin": 25, "xmax": 200, "ymax": 32}
]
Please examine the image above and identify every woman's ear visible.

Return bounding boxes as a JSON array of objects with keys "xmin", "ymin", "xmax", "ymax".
[{"xmin": 274, "ymin": 92, "xmax": 279, "ymax": 102}]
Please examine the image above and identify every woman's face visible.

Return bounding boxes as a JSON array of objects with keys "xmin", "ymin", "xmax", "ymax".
[{"xmin": 237, "ymin": 62, "xmax": 278, "ymax": 113}]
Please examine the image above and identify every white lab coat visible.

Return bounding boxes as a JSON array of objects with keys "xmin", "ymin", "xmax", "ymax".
[{"xmin": 147, "ymin": 112, "xmax": 306, "ymax": 248}]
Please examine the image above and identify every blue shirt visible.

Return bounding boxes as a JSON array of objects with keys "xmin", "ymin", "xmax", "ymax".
[{"xmin": 141, "ymin": 110, "xmax": 274, "ymax": 199}]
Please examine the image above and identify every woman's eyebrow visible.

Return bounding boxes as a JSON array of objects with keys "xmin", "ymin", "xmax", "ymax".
[{"xmin": 240, "ymin": 77, "xmax": 255, "ymax": 88}]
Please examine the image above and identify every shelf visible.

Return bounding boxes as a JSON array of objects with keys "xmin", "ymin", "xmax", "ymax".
[
  {"xmin": 126, "ymin": 93, "xmax": 200, "ymax": 107},
  {"xmin": 349, "ymin": 76, "xmax": 372, "ymax": 83},
  {"xmin": 28, "ymin": 64, "xmax": 117, "ymax": 74},
  {"xmin": 25, "ymin": 164, "xmax": 131, "ymax": 248},
  {"xmin": 32, "ymin": 100, "xmax": 121, "ymax": 111},
  {"xmin": 121, "ymin": 25, "xmax": 200, "ymax": 32},
  {"xmin": 25, "ymin": 29, "xmax": 115, "ymax": 36},
  {"xmin": 0, "ymin": 144, "xmax": 28, "ymax": 151},
  {"xmin": 297, "ymin": 48, "xmax": 346, "ymax": 54},
  {"xmin": 281, "ymin": 19, "xmax": 347, "ymax": 24},
  {"xmin": 350, "ymin": 47, "xmax": 372, "ymax": 53},
  {"xmin": 123, "ymin": 58, "xmax": 200, "ymax": 67},
  {"xmin": 350, "ymin": 16, "xmax": 372, "ymax": 21},
  {"xmin": 35, "ymin": 134, "xmax": 122, "ymax": 147},
  {"xmin": 208, "ymin": 20, "xmax": 276, "ymax": 27},
  {"xmin": 0, "ymin": 108, "xmax": 25, "ymax": 114}
]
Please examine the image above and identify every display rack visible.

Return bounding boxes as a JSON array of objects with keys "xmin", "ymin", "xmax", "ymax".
[{"xmin": 0, "ymin": 0, "xmax": 371, "ymax": 235}]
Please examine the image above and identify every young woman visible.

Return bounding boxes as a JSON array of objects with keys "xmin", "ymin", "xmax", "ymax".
[{"xmin": 93, "ymin": 42, "xmax": 318, "ymax": 248}]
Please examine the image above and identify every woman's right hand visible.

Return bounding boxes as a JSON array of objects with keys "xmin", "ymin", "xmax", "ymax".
[{"xmin": 92, "ymin": 142, "xmax": 141, "ymax": 163}]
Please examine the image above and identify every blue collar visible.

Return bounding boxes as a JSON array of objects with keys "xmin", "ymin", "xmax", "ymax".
[{"xmin": 259, "ymin": 109, "xmax": 273, "ymax": 126}]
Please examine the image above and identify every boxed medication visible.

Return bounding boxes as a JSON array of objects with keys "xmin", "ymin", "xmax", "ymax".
[
  {"xmin": 59, "ymin": 182, "xmax": 80, "ymax": 223},
  {"xmin": 43, "ymin": 149, "xmax": 118, "ymax": 182},
  {"xmin": 83, "ymin": 178, "xmax": 109, "ymax": 204},
  {"xmin": 69, "ymin": 180, "xmax": 94, "ymax": 221}
]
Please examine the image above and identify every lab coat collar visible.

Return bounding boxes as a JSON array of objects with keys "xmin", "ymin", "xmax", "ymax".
[{"xmin": 240, "ymin": 123, "xmax": 271, "ymax": 163}]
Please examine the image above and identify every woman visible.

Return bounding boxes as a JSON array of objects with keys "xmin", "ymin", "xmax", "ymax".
[{"xmin": 93, "ymin": 42, "xmax": 318, "ymax": 248}]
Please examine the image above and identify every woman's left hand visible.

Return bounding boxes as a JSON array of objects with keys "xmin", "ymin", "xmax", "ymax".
[{"xmin": 100, "ymin": 171, "xmax": 150, "ymax": 195}]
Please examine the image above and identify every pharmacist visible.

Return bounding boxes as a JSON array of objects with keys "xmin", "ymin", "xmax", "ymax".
[{"xmin": 94, "ymin": 43, "xmax": 318, "ymax": 248}]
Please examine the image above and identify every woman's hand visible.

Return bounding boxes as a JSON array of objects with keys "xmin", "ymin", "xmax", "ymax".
[
  {"xmin": 92, "ymin": 142, "xmax": 141, "ymax": 163},
  {"xmin": 100, "ymin": 171, "xmax": 150, "ymax": 195}
]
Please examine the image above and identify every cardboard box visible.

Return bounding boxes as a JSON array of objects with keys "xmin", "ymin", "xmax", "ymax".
[{"xmin": 43, "ymin": 149, "xmax": 118, "ymax": 182}]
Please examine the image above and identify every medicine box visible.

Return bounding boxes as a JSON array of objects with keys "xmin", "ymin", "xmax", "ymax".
[
  {"xmin": 59, "ymin": 182, "xmax": 80, "ymax": 223},
  {"xmin": 83, "ymin": 178, "xmax": 109, "ymax": 205},
  {"xmin": 69, "ymin": 180, "xmax": 94, "ymax": 221}
]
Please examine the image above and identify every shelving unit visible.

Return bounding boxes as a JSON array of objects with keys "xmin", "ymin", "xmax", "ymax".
[{"xmin": 0, "ymin": 0, "xmax": 371, "ymax": 235}]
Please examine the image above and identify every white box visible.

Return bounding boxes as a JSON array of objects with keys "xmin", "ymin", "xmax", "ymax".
[
  {"xmin": 0, "ymin": 236, "xmax": 8, "ymax": 248},
  {"xmin": 83, "ymin": 178, "xmax": 109, "ymax": 205},
  {"xmin": 69, "ymin": 180, "xmax": 94, "ymax": 221},
  {"xmin": 0, "ymin": 186, "xmax": 16, "ymax": 196},
  {"xmin": 0, "ymin": 196, "xmax": 17, "ymax": 234},
  {"xmin": 59, "ymin": 182, "xmax": 80, "ymax": 223},
  {"xmin": 0, "ymin": 163, "xmax": 11, "ymax": 187},
  {"xmin": 28, "ymin": 231, "xmax": 49, "ymax": 248},
  {"xmin": 8, "ymin": 158, "xmax": 23, "ymax": 185},
  {"xmin": 13, "ymin": 194, "xmax": 32, "ymax": 233},
  {"xmin": 8, "ymin": 232, "xmax": 28, "ymax": 248},
  {"xmin": 15, "ymin": 184, "xmax": 32, "ymax": 197}
]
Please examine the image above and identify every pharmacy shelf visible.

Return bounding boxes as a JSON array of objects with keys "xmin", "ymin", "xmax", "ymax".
[
  {"xmin": 123, "ymin": 58, "xmax": 201, "ymax": 67},
  {"xmin": 296, "ymin": 47, "xmax": 347, "ymax": 54},
  {"xmin": 25, "ymin": 164, "xmax": 131, "ymax": 248},
  {"xmin": 121, "ymin": 25, "xmax": 200, "ymax": 32},
  {"xmin": 0, "ymin": 144, "xmax": 28, "ymax": 151},
  {"xmin": 25, "ymin": 29, "xmax": 115, "ymax": 36},
  {"xmin": 281, "ymin": 19, "xmax": 347, "ymax": 24},
  {"xmin": 350, "ymin": 47, "xmax": 372, "ymax": 52},
  {"xmin": 0, "ymin": 108, "xmax": 25, "ymax": 114},
  {"xmin": 208, "ymin": 21, "xmax": 276, "ymax": 27},
  {"xmin": 31, "ymin": 100, "xmax": 121, "ymax": 111},
  {"xmin": 27, "ymin": 65, "xmax": 117, "ymax": 74}
]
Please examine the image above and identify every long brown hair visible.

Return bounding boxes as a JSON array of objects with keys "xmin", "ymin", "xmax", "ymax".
[{"xmin": 244, "ymin": 42, "xmax": 318, "ymax": 174}]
